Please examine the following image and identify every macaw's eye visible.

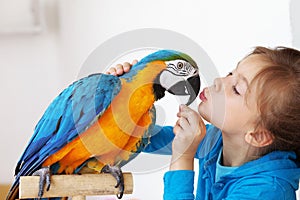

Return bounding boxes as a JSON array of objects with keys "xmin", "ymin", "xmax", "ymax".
[{"xmin": 177, "ymin": 62, "xmax": 183, "ymax": 69}]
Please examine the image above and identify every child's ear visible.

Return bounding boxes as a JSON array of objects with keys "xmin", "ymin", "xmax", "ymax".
[{"xmin": 245, "ymin": 129, "xmax": 274, "ymax": 147}]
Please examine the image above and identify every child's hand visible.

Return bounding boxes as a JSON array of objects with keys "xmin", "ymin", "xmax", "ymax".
[
  {"xmin": 106, "ymin": 60, "xmax": 138, "ymax": 76},
  {"xmin": 170, "ymin": 104, "xmax": 206, "ymax": 170}
]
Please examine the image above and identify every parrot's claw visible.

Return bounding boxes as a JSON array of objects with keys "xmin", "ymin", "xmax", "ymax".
[
  {"xmin": 32, "ymin": 167, "xmax": 51, "ymax": 199},
  {"xmin": 101, "ymin": 165, "xmax": 124, "ymax": 199}
]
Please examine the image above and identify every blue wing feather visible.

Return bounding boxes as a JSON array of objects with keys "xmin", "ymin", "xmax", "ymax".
[{"xmin": 13, "ymin": 73, "xmax": 121, "ymax": 185}]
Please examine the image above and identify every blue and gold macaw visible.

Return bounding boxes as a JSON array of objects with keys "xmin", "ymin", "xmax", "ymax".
[{"xmin": 7, "ymin": 50, "xmax": 200, "ymax": 200}]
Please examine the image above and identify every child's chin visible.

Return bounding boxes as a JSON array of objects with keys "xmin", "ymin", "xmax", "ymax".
[{"xmin": 198, "ymin": 108, "xmax": 210, "ymax": 122}]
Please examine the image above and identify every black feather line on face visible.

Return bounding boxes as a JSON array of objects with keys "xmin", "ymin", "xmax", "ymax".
[
  {"xmin": 153, "ymin": 74, "xmax": 166, "ymax": 101},
  {"xmin": 153, "ymin": 83, "xmax": 166, "ymax": 101}
]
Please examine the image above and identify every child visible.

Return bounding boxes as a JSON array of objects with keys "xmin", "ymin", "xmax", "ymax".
[{"xmin": 107, "ymin": 46, "xmax": 300, "ymax": 199}]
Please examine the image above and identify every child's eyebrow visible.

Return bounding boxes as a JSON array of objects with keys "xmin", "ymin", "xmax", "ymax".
[
  {"xmin": 239, "ymin": 75, "xmax": 249, "ymax": 88},
  {"xmin": 235, "ymin": 63, "xmax": 249, "ymax": 88}
]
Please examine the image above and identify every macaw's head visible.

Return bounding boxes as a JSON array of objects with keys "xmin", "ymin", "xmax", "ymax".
[
  {"xmin": 144, "ymin": 50, "xmax": 200, "ymax": 106},
  {"xmin": 121, "ymin": 49, "xmax": 200, "ymax": 106}
]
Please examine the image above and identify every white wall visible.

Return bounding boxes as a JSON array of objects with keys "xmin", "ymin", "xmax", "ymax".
[
  {"xmin": 291, "ymin": 0, "xmax": 300, "ymax": 49},
  {"xmin": 0, "ymin": 0, "xmax": 297, "ymax": 199},
  {"xmin": 0, "ymin": 0, "xmax": 61, "ymax": 184}
]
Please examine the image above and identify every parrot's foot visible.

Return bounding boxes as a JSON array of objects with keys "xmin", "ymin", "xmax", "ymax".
[
  {"xmin": 32, "ymin": 166, "xmax": 51, "ymax": 199},
  {"xmin": 101, "ymin": 165, "xmax": 124, "ymax": 199}
]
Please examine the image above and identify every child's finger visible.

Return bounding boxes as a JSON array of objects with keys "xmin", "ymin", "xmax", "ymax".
[
  {"xmin": 132, "ymin": 59, "xmax": 138, "ymax": 65},
  {"xmin": 177, "ymin": 105, "xmax": 195, "ymax": 119},
  {"xmin": 106, "ymin": 67, "xmax": 117, "ymax": 75},
  {"xmin": 122, "ymin": 62, "xmax": 131, "ymax": 73},
  {"xmin": 173, "ymin": 122, "xmax": 182, "ymax": 135},
  {"xmin": 177, "ymin": 117, "xmax": 190, "ymax": 130},
  {"xmin": 116, "ymin": 64, "xmax": 125, "ymax": 75}
]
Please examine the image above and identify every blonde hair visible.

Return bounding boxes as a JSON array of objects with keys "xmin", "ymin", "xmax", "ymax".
[{"xmin": 248, "ymin": 46, "xmax": 300, "ymax": 161}]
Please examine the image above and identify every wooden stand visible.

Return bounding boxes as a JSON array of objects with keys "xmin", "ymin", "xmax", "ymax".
[{"xmin": 19, "ymin": 173, "xmax": 133, "ymax": 199}]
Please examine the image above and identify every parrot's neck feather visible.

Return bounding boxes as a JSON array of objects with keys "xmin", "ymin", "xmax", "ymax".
[{"xmin": 120, "ymin": 60, "xmax": 167, "ymax": 102}]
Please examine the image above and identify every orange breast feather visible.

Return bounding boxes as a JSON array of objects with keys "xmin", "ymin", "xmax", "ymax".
[{"xmin": 43, "ymin": 61, "xmax": 165, "ymax": 174}]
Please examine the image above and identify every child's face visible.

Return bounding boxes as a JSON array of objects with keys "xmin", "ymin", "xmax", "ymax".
[{"xmin": 198, "ymin": 54, "xmax": 268, "ymax": 135}]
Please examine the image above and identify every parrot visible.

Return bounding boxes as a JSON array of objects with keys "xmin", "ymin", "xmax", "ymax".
[{"xmin": 6, "ymin": 49, "xmax": 200, "ymax": 200}]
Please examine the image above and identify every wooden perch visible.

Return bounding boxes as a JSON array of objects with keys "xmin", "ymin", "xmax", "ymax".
[{"xmin": 19, "ymin": 173, "xmax": 133, "ymax": 199}]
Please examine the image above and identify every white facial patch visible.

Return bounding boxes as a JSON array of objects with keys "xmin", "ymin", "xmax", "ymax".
[
  {"xmin": 159, "ymin": 70, "xmax": 183, "ymax": 90},
  {"xmin": 165, "ymin": 59, "xmax": 197, "ymax": 77}
]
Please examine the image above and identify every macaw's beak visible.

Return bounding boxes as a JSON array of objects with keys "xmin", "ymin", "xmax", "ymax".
[{"xmin": 167, "ymin": 74, "xmax": 201, "ymax": 106}]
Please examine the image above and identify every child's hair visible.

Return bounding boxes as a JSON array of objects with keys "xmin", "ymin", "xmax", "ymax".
[{"xmin": 247, "ymin": 46, "xmax": 300, "ymax": 161}]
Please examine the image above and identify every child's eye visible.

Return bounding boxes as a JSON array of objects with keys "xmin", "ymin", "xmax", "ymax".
[{"xmin": 232, "ymin": 85, "xmax": 240, "ymax": 95}]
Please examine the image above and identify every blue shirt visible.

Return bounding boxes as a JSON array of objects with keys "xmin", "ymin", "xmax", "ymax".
[
  {"xmin": 215, "ymin": 148, "xmax": 238, "ymax": 182},
  {"xmin": 144, "ymin": 124, "xmax": 300, "ymax": 200}
]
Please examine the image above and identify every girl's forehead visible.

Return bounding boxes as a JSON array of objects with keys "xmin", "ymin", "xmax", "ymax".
[{"xmin": 236, "ymin": 54, "xmax": 269, "ymax": 82}]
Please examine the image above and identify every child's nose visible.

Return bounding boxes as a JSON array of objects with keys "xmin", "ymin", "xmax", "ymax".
[{"xmin": 213, "ymin": 78, "xmax": 224, "ymax": 92}]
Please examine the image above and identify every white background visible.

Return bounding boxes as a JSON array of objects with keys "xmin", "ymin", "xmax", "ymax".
[{"xmin": 0, "ymin": 0, "xmax": 299, "ymax": 199}]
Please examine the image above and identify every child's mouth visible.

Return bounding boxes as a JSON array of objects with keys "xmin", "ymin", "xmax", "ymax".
[{"xmin": 199, "ymin": 88, "xmax": 207, "ymax": 101}]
